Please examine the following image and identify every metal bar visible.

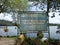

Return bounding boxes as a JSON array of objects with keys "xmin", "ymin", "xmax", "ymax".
[
  {"xmin": 47, "ymin": 0, "xmax": 50, "ymax": 45},
  {"xmin": 20, "ymin": 30, "xmax": 48, "ymax": 33},
  {"xmin": 18, "ymin": 11, "xmax": 46, "ymax": 14}
]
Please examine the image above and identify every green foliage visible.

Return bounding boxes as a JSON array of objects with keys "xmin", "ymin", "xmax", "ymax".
[
  {"xmin": 49, "ymin": 24, "xmax": 60, "ymax": 26},
  {"xmin": 38, "ymin": 33, "xmax": 43, "ymax": 39},
  {"xmin": 37, "ymin": 31, "xmax": 43, "ymax": 39},
  {"xmin": 57, "ymin": 0, "xmax": 60, "ymax": 3},
  {"xmin": 5, "ymin": 0, "xmax": 28, "ymax": 11},
  {"xmin": 48, "ymin": 38, "xmax": 56, "ymax": 43}
]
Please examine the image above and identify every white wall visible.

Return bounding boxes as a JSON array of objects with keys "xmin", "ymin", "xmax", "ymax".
[
  {"xmin": 49, "ymin": 26, "xmax": 60, "ymax": 39},
  {"xmin": 0, "ymin": 26, "xmax": 60, "ymax": 40},
  {"xmin": 0, "ymin": 26, "xmax": 17, "ymax": 36}
]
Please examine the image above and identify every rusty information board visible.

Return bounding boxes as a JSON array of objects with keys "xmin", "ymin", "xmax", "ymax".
[{"xmin": 20, "ymin": 11, "xmax": 48, "ymax": 31}]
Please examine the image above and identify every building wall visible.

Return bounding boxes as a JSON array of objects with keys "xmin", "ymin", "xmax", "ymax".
[
  {"xmin": 0, "ymin": 26, "xmax": 60, "ymax": 39},
  {"xmin": 0, "ymin": 26, "xmax": 17, "ymax": 36},
  {"xmin": 49, "ymin": 26, "xmax": 60, "ymax": 39}
]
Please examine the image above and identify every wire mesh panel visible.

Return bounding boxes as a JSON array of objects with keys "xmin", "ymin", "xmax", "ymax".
[{"xmin": 20, "ymin": 11, "xmax": 48, "ymax": 32}]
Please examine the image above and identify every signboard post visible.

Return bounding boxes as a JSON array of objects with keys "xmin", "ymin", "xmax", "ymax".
[{"xmin": 19, "ymin": 11, "xmax": 48, "ymax": 33}]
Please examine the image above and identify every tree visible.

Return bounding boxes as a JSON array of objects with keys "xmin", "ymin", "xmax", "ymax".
[
  {"xmin": 5, "ymin": 0, "xmax": 28, "ymax": 11},
  {"xmin": 0, "ymin": 0, "xmax": 5, "ymax": 13},
  {"xmin": 0, "ymin": 0, "xmax": 28, "ymax": 13},
  {"xmin": 57, "ymin": 0, "xmax": 60, "ymax": 3},
  {"xmin": 5, "ymin": 0, "xmax": 28, "ymax": 25},
  {"xmin": 5, "ymin": 0, "xmax": 28, "ymax": 35}
]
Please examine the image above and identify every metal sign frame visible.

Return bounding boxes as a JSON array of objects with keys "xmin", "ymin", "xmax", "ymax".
[{"xmin": 19, "ymin": 11, "xmax": 48, "ymax": 32}]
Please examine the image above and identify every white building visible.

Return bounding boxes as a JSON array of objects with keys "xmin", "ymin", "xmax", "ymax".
[{"xmin": 0, "ymin": 26, "xmax": 17, "ymax": 36}]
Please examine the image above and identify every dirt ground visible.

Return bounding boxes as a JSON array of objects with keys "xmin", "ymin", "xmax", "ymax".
[{"xmin": 0, "ymin": 38, "xmax": 15, "ymax": 45}]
